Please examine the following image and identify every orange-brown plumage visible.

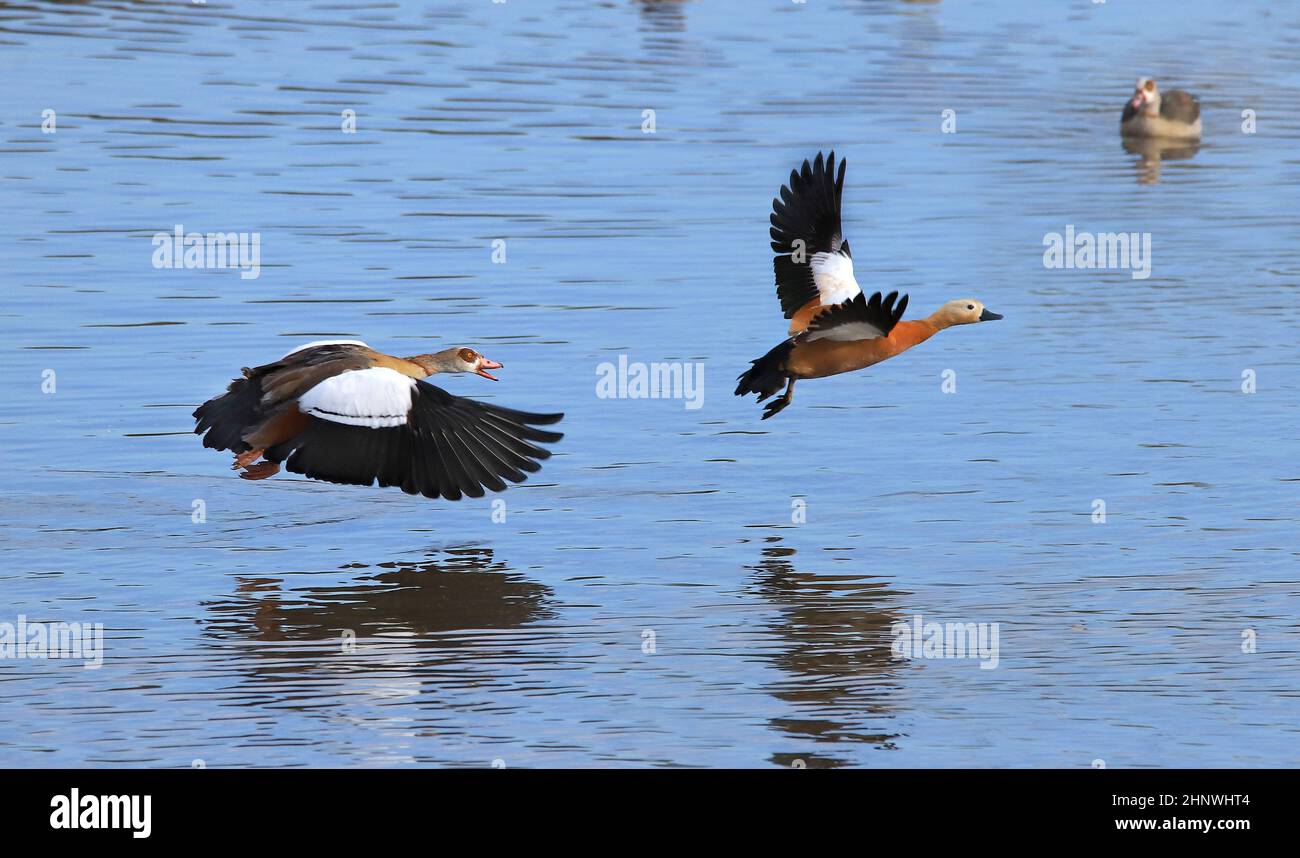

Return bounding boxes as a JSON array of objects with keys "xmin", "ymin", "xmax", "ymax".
[
  {"xmin": 737, "ymin": 151, "xmax": 1002, "ymax": 419},
  {"xmin": 786, "ymin": 318, "xmax": 939, "ymax": 379}
]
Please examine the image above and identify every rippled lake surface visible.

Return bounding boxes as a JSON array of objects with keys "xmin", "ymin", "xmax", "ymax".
[{"xmin": 2, "ymin": 0, "xmax": 1299, "ymax": 767}]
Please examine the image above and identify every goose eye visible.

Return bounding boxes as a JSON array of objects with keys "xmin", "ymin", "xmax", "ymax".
[
  {"xmin": 966, "ymin": 304, "xmax": 975, "ymax": 310},
  {"xmin": 458, "ymin": 348, "xmax": 477, "ymax": 362}
]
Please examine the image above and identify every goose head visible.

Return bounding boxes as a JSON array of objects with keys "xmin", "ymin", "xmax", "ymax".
[
  {"xmin": 1130, "ymin": 77, "xmax": 1160, "ymax": 116},
  {"xmin": 933, "ymin": 299, "xmax": 1002, "ymax": 328},
  {"xmin": 408, "ymin": 347, "xmax": 504, "ymax": 380}
]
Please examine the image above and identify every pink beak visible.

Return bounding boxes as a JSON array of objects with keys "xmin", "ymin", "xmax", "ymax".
[
  {"xmin": 1130, "ymin": 93, "xmax": 1145, "ymax": 110},
  {"xmin": 476, "ymin": 358, "xmax": 503, "ymax": 381}
]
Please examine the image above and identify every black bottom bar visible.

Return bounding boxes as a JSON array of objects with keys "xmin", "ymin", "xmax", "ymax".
[{"xmin": 4, "ymin": 768, "xmax": 1282, "ymax": 843}]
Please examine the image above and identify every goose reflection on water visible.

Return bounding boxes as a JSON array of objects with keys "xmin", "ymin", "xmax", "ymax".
[
  {"xmin": 1122, "ymin": 136, "xmax": 1202, "ymax": 185},
  {"xmin": 636, "ymin": 0, "xmax": 687, "ymax": 33},
  {"xmin": 203, "ymin": 547, "xmax": 554, "ymax": 648},
  {"xmin": 749, "ymin": 542, "xmax": 907, "ymax": 768},
  {"xmin": 195, "ymin": 549, "xmax": 557, "ymax": 762}
]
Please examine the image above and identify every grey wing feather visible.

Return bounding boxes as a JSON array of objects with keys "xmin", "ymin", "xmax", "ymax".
[{"xmin": 1161, "ymin": 90, "xmax": 1200, "ymax": 123}]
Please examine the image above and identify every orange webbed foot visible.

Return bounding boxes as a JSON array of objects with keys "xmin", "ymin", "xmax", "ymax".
[
  {"xmin": 238, "ymin": 461, "xmax": 280, "ymax": 481},
  {"xmin": 232, "ymin": 448, "xmax": 265, "ymax": 470}
]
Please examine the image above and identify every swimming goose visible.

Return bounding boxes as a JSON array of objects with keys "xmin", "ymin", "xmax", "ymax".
[
  {"xmin": 735, "ymin": 152, "xmax": 1002, "ymax": 419},
  {"xmin": 193, "ymin": 340, "xmax": 563, "ymax": 499},
  {"xmin": 1121, "ymin": 77, "xmax": 1201, "ymax": 140}
]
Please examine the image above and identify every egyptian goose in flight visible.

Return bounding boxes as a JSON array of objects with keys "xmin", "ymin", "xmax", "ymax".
[
  {"xmin": 735, "ymin": 152, "xmax": 1002, "ymax": 419},
  {"xmin": 1121, "ymin": 77, "xmax": 1201, "ymax": 140},
  {"xmin": 193, "ymin": 340, "xmax": 563, "ymax": 499}
]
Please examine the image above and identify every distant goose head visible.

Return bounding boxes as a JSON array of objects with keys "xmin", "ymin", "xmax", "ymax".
[
  {"xmin": 406, "ymin": 347, "xmax": 503, "ymax": 380},
  {"xmin": 932, "ymin": 299, "xmax": 1002, "ymax": 328},
  {"xmin": 1130, "ymin": 77, "xmax": 1161, "ymax": 116}
]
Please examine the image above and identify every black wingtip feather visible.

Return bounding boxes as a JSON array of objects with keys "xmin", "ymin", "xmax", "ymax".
[
  {"xmin": 805, "ymin": 290, "xmax": 910, "ymax": 340},
  {"xmin": 267, "ymin": 382, "xmax": 562, "ymax": 501},
  {"xmin": 768, "ymin": 151, "xmax": 850, "ymax": 318}
]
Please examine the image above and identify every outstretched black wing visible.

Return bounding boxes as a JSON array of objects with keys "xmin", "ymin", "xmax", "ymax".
[
  {"xmin": 801, "ymin": 290, "xmax": 908, "ymax": 342},
  {"xmin": 769, "ymin": 151, "xmax": 851, "ymax": 318},
  {"xmin": 266, "ymin": 379, "xmax": 564, "ymax": 500}
]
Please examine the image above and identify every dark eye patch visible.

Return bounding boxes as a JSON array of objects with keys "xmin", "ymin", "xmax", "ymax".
[{"xmin": 457, "ymin": 348, "xmax": 477, "ymax": 362}]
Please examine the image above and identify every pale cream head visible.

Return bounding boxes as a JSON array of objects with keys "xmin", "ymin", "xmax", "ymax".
[{"xmin": 931, "ymin": 299, "xmax": 1002, "ymax": 328}]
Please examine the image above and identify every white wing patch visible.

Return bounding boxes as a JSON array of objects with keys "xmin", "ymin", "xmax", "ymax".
[
  {"xmin": 282, "ymin": 339, "xmax": 370, "ymax": 359},
  {"xmin": 298, "ymin": 367, "xmax": 415, "ymax": 428},
  {"xmin": 803, "ymin": 321, "xmax": 888, "ymax": 343},
  {"xmin": 810, "ymin": 252, "xmax": 861, "ymax": 306}
]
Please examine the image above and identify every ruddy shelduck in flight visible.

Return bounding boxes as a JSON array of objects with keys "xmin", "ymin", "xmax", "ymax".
[
  {"xmin": 194, "ymin": 340, "xmax": 563, "ymax": 499},
  {"xmin": 735, "ymin": 151, "xmax": 1003, "ymax": 419}
]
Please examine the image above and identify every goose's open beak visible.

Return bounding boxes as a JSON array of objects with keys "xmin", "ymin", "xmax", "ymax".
[
  {"xmin": 476, "ymin": 358, "xmax": 503, "ymax": 381},
  {"xmin": 1130, "ymin": 93, "xmax": 1145, "ymax": 110},
  {"xmin": 979, "ymin": 308, "xmax": 1003, "ymax": 322}
]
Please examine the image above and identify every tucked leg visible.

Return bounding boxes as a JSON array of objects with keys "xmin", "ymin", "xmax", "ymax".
[{"xmin": 762, "ymin": 378, "xmax": 796, "ymax": 420}]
